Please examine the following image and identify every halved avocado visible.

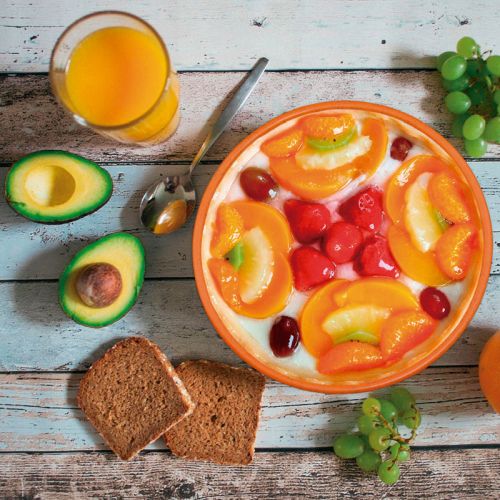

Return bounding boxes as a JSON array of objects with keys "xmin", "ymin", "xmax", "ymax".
[
  {"xmin": 5, "ymin": 150, "xmax": 112, "ymax": 223},
  {"xmin": 59, "ymin": 233, "xmax": 145, "ymax": 328}
]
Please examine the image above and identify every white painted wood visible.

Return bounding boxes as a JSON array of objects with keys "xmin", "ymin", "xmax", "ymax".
[
  {"xmin": 0, "ymin": 162, "xmax": 498, "ymax": 281},
  {"xmin": 1, "ymin": 73, "xmax": 500, "ymax": 163},
  {"xmin": 0, "ymin": 278, "xmax": 497, "ymax": 372},
  {"xmin": 1, "ymin": 0, "xmax": 499, "ymax": 72},
  {"xmin": 0, "ymin": 369, "xmax": 497, "ymax": 452}
]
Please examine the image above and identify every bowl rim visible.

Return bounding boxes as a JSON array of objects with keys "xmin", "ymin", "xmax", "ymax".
[{"xmin": 192, "ymin": 100, "xmax": 493, "ymax": 394}]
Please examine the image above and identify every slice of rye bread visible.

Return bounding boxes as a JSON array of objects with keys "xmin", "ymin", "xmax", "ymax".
[
  {"xmin": 164, "ymin": 360, "xmax": 266, "ymax": 466},
  {"xmin": 77, "ymin": 337, "xmax": 194, "ymax": 460}
]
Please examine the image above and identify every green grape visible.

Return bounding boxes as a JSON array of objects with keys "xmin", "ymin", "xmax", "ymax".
[
  {"xmin": 436, "ymin": 51, "xmax": 456, "ymax": 71},
  {"xmin": 466, "ymin": 59, "xmax": 489, "ymax": 78},
  {"xmin": 445, "ymin": 91, "xmax": 471, "ymax": 114},
  {"xmin": 484, "ymin": 117, "xmax": 500, "ymax": 143},
  {"xmin": 389, "ymin": 443, "xmax": 400, "ymax": 459},
  {"xmin": 379, "ymin": 399, "xmax": 398, "ymax": 421},
  {"xmin": 401, "ymin": 408, "xmax": 422, "ymax": 429},
  {"xmin": 486, "ymin": 55, "xmax": 500, "ymax": 76},
  {"xmin": 397, "ymin": 448, "xmax": 411, "ymax": 462},
  {"xmin": 456, "ymin": 37, "xmax": 478, "ymax": 58},
  {"xmin": 369, "ymin": 428, "xmax": 392, "ymax": 452},
  {"xmin": 463, "ymin": 114, "xmax": 486, "ymax": 140},
  {"xmin": 441, "ymin": 74, "xmax": 470, "ymax": 92},
  {"xmin": 441, "ymin": 55, "xmax": 467, "ymax": 80},
  {"xmin": 464, "ymin": 137, "xmax": 487, "ymax": 157},
  {"xmin": 333, "ymin": 433, "xmax": 365, "ymax": 459},
  {"xmin": 362, "ymin": 397, "xmax": 381, "ymax": 416},
  {"xmin": 451, "ymin": 114, "xmax": 469, "ymax": 138},
  {"xmin": 358, "ymin": 415, "xmax": 378, "ymax": 435},
  {"xmin": 466, "ymin": 82, "xmax": 488, "ymax": 106},
  {"xmin": 378, "ymin": 460, "xmax": 401, "ymax": 485},
  {"xmin": 494, "ymin": 90, "xmax": 500, "ymax": 106},
  {"xmin": 389, "ymin": 387, "xmax": 415, "ymax": 413},
  {"xmin": 356, "ymin": 449, "xmax": 381, "ymax": 472}
]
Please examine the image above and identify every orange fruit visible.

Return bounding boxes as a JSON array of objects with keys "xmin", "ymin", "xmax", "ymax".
[
  {"xmin": 300, "ymin": 114, "xmax": 355, "ymax": 141},
  {"xmin": 317, "ymin": 342, "xmax": 384, "ymax": 375},
  {"xmin": 479, "ymin": 331, "xmax": 500, "ymax": 413},
  {"xmin": 270, "ymin": 117, "xmax": 387, "ymax": 200},
  {"xmin": 210, "ymin": 204, "xmax": 244, "ymax": 258},
  {"xmin": 428, "ymin": 172, "xmax": 472, "ymax": 224},
  {"xmin": 208, "ymin": 258, "xmax": 241, "ymax": 309},
  {"xmin": 261, "ymin": 128, "xmax": 304, "ymax": 158},
  {"xmin": 229, "ymin": 200, "xmax": 292, "ymax": 254},
  {"xmin": 384, "ymin": 155, "xmax": 449, "ymax": 225},
  {"xmin": 380, "ymin": 310, "xmax": 436, "ymax": 361},
  {"xmin": 300, "ymin": 280, "xmax": 349, "ymax": 358},
  {"xmin": 435, "ymin": 223, "xmax": 477, "ymax": 280},
  {"xmin": 387, "ymin": 225, "xmax": 450, "ymax": 287}
]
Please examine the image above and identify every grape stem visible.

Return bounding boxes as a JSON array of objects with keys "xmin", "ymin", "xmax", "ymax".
[{"xmin": 373, "ymin": 407, "xmax": 418, "ymax": 444}]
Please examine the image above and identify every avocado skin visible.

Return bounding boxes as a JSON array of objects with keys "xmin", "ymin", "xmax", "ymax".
[
  {"xmin": 5, "ymin": 150, "xmax": 113, "ymax": 223},
  {"xmin": 59, "ymin": 232, "xmax": 145, "ymax": 328}
]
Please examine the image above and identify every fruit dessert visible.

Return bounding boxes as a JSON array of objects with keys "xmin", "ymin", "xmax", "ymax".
[{"xmin": 200, "ymin": 108, "xmax": 485, "ymax": 385}]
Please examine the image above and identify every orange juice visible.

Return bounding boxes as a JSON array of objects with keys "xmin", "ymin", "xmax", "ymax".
[{"xmin": 51, "ymin": 14, "xmax": 180, "ymax": 144}]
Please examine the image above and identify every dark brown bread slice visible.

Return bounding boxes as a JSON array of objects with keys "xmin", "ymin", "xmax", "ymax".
[
  {"xmin": 78, "ymin": 337, "xmax": 194, "ymax": 460},
  {"xmin": 164, "ymin": 360, "xmax": 266, "ymax": 465}
]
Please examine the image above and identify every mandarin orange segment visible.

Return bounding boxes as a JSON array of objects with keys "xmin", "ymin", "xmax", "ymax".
[
  {"xmin": 435, "ymin": 223, "xmax": 477, "ymax": 280},
  {"xmin": 261, "ymin": 128, "xmax": 304, "ymax": 158},
  {"xmin": 333, "ymin": 277, "xmax": 419, "ymax": 311},
  {"xmin": 269, "ymin": 118, "xmax": 387, "ymax": 200},
  {"xmin": 384, "ymin": 155, "xmax": 449, "ymax": 225},
  {"xmin": 387, "ymin": 225, "xmax": 450, "ymax": 287},
  {"xmin": 229, "ymin": 200, "xmax": 292, "ymax": 254},
  {"xmin": 428, "ymin": 172, "xmax": 472, "ymax": 224},
  {"xmin": 300, "ymin": 114, "xmax": 355, "ymax": 141},
  {"xmin": 479, "ymin": 331, "xmax": 500, "ymax": 413},
  {"xmin": 317, "ymin": 342, "xmax": 384, "ymax": 375},
  {"xmin": 208, "ymin": 258, "xmax": 241, "ymax": 309},
  {"xmin": 380, "ymin": 310, "xmax": 437, "ymax": 361},
  {"xmin": 210, "ymin": 204, "xmax": 244, "ymax": 258},
  {"xmin": 300, "ymin": 280, "xmax": 349, "ymax": 358}
]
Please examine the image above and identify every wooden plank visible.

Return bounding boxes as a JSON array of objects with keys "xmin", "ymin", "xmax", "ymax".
[
  {"xmin": 0, "ymin": 449, "xmax": 499, "ymax": 499},
  {"xmin": 0, "ymin": 162, "xmax": 498, "ymax": 281},
  {"xmin": 2, "ymin": 0, "xmax": 499, "ymax": 72},
  {"xmin": 0, "ymin": 277, "xmax": 498, "ymax": 372},
  {"xmin": 1, "ymin": 73, "xmax": 500, "ymax": 164},
  {"xmin": 0, "ymin": 369, "xmax": 498, "ymax": 452}
]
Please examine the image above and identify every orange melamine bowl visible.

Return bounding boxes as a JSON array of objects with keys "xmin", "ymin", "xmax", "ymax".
[{"xmin": 192, "ymin": 101, "xmax": 493, "ymax": 394}]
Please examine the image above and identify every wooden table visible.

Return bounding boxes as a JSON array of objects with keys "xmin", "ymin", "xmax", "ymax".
[{"xmin": 1, "ymin": 1, "xmax": 499, "ymax": 497}]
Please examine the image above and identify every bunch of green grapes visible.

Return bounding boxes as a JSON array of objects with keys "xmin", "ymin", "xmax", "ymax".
[
  {"xmin": 332, "ymin": 387, "xmax": 421, "ymax": 485},
  {"xmin": 437, "ymin": 36, "xmax": 500, "ymax": 157}
]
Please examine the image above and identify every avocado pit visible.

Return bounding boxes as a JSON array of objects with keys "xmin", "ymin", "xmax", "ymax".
[{"xmin": 76, "ymin": 263, "xmax": 122, "ymax": 308}]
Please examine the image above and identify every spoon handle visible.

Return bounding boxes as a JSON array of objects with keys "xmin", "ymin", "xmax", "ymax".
[{"xmin": 189, "ymin": 57, "xmax": 269, "ymax": 174}]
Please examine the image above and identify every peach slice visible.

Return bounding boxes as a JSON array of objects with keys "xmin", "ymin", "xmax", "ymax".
[
  {"xmin": 317, "ymin": 342, "xmax": 384, "ymax": 375},
  {"xmin": 322, "ymin": 305, "xmax": 391, "ymax": 344},
  {"xmin": 269, "ymin": 118, "xmax": 387, "ymax": 200},
  {"xmin": 428, "ymin": 172, "xmax": 472, "ymax": 224},
  {"xmin": 333, "ymin": 277, "xmax": 419, "ymax": 311},
  {"xmin": 261, "ymin": 128, "xmax": 304, "ymax": 158},
  {"xmin": 435, "ymin": 222, "xmax": 477, "ymax": 281},
  {"xmin": 208, "ymin": 258, "xmax": 242, "ymax": 309},
  {"xmin": 211, "ymin": 204, "xmax": 244, "ymax": 258},
  {"xmin": 300, "ymin": 114, "xmax": 355, "ymax": 142},
  {"xmin": 300, "ymin": 280, "xmax": 349, "ymax": 358},
  {"xmin": 229, "ymin": 200, "xmax": 292, "ymax": 254},
  {"xmin": 387, "ymin": 225, "xmax": 450, "ymax": 286},
  {"xmin": 384, "ymin": 155, "xmax": 449, "ymax": 225}
]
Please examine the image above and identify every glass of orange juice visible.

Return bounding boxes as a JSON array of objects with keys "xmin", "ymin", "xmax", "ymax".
[{"xmin": 50, "ymin": 11, "xmax": 180, "ymax": 145}]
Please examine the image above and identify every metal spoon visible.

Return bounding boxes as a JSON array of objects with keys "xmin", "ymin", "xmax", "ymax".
[{"xmin": 140, "ymin": 57, "xmax": 269, "ymax": 235}]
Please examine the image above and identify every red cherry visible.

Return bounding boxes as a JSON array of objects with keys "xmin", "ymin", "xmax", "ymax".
[
  {"xmin": 322, "ymin": 221, "xmax": 364, "ymax": 264},
  {"xmin": 390, "ymin": 137, "xmax": 413, "ymax": 161},
  {"xmin": 270, "ymin": 316, "xmax": 301, "ymax": 357},
  {"xmin": 290, "ymin": 246, "xmax": 336, "ymax": 292},
  {"xmin": 338, "ymin": 186, "xmax": 383, "ymax": 232},
  {"xmin": 419, "ymin": 287, "xmax": 451, "ymax": 319},
  {"xmin": 284, "ymin": 199, "xmax": 331, "ymax": 244},
  {"xmin": 240, "ymin": 167, "xmax": 278, "ymax": 201},
  {"xmin": 354, "ymin": 234, "xmax": 400, "ymax": 278}
]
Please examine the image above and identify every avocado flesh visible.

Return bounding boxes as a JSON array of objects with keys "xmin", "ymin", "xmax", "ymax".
[
  {"xmin": 5, "ymin": 150, "xmax": 112, "ymax": 223},
  {"xmin": 59, "ymin": 233, "xmax": 145, "ymax": 327}
]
